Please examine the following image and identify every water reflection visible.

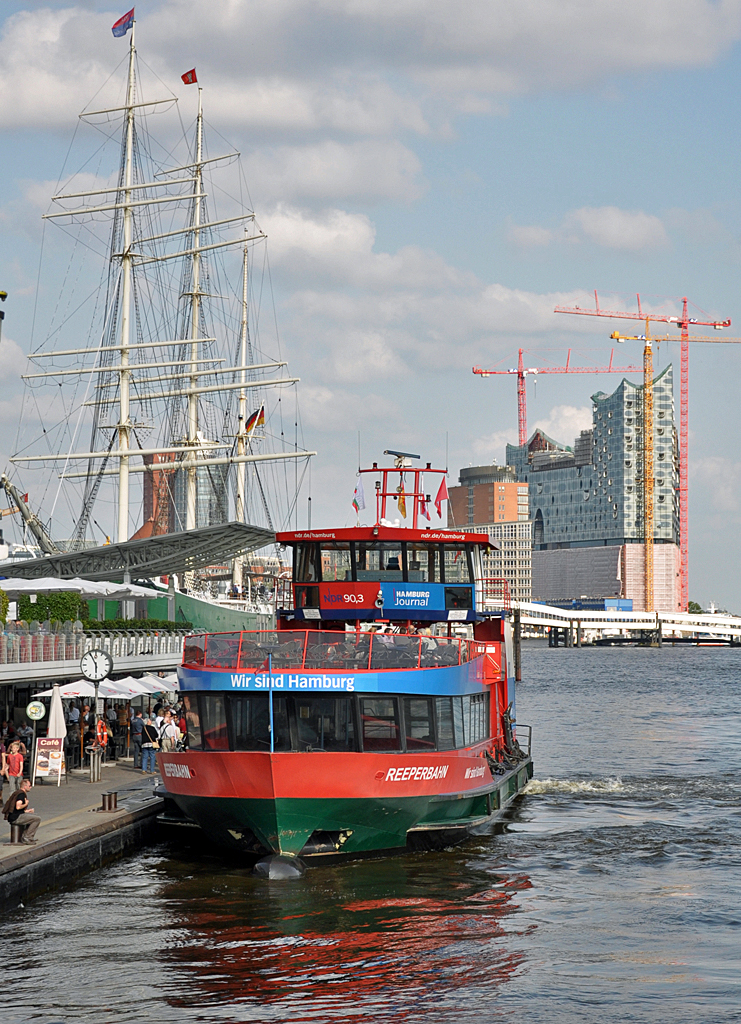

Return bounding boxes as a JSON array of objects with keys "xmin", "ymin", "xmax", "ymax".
[{"xmin": 157, "ymin": 845, "xmax": 532, "ymax": 1021}]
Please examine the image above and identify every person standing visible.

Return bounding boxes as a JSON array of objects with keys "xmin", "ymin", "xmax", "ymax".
[
  {"xmin": 140, "ymin": 717, "xmax": 159, "ymax": 774},
  {"xmin": 160, "ymin": 712, "xmax": 180, "ymax": 753},
  {"xmin": 6, "ymin": 741, "xmax": 24, "ymax": 792},
  {"xmin": 3, "ymin": 779, "xmax": 41, "ymax": 844},
  {"xmin": 131, "ymin": 710, "xmax": 145, "ymax": 769}
]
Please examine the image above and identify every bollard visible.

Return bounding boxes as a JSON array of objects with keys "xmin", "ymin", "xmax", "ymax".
[
  {"xmin": 87, "ymin": 746, "xmax": 102, "ymax": 784},
  {"xmin": 9, "ymin": 823, "xmax": 24, "ymax": 844},
  {"xmin": 100, "ymin": 791, "xmax": 118, "ymax": 812}
]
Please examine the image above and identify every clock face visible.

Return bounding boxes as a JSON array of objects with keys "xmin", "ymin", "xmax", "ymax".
[{"xmin": 80, "ymin": 648, "xmax": 113, "ymax": 682}]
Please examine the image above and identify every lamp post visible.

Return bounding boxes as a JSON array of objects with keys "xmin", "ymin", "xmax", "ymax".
[{"xmin": 0, "ymin": 290, "xmax": 7, "ymax": 344}]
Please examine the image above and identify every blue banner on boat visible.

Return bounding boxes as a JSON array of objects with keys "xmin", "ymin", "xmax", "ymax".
[{"xmin": 179, "ymin": 659, "xmax": 485, "ymax": 696}]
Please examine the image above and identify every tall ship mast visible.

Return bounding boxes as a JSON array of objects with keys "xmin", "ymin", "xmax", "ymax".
[{"xmin": 11, "ymin": 18, "xmax": 313, "ymax": 563}]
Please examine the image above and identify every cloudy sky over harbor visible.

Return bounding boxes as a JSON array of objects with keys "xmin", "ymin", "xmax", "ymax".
[{"xmin": 2, "ymin": 1, "xmax": 741, "ymax": 607}]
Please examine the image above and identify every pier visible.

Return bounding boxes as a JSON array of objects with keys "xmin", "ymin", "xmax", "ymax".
[{"xmin": 0, "ymin": 767, "xmax": 162, "ymax": 909}]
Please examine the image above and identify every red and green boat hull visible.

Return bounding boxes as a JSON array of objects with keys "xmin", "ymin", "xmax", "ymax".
[{"xmin": 158, "ymin": 749, "xmax": 533, "ymax": 857}]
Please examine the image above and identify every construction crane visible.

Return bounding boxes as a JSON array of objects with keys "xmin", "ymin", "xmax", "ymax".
[
  {"xmin": 0, "ymin": 474, "xmax": 59, "ymax": 555},
  {"xmin": 473, "ymin": 348, "xmax": 641, "ymax": 447},
  {"xmin": 610, "ymin": 323, "xmax": 741, "ymax": 611},
  {"xmin": 555, "ymin": 291, "xmax": 732, "ymax": 611}
]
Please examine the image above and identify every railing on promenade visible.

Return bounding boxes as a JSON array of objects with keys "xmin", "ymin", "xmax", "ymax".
[
  {"xmin": 183, "ymin": 629, "xmax": 490, "ymax": 673},
  {"xmin": 0, "ymin": 627, "xmax": 191, "ymax": 667}
]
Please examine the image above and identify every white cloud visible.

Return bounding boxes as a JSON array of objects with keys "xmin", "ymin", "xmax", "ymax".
[
  {"xmin": 244, "ymin": 140, "xmax": 424, "ymax": 203},
  {"xmin": 2, "ymin": 2, "xmax": 741, "ymax": 133},
  {"xmin": 507, "ymin": 224, "xmax": 553, "ymax": 249},
  {"xmin": 565, "ymin": 207, "xmax": 668, "ymax": 251},
  {"xmin": 509, "ymin": 206, "xmax": 669, "ymax": 253},
  {"xmin": 691, "ymin": 455, "xmax": 741, "ymax": 514},
  {"xmin": 472, "ymin": 429, "xmax": 518, "ymax": 464},
  {"xmin": 532, "ymin": 404, "xmax": 593, "ymax": 446}
]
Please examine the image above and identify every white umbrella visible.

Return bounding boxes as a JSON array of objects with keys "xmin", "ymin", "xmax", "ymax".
[
  {"xmin": 66, "ymin": 578, "xmax": 162, "ymax": 599},
  {"xmin": 33, "ymin": 679, "xmax": 122, "ymax": 699},
  {"xmin": 0, "ymin": 576, "xmax": 163, "ymax": 600},
  {"xmin": 47, "ymin": 683, "xmax": 67, "ymax": 740},
  {"xmin": 140, "ymin": 672, "xmax": 179, "ymax": 693},
  {"xmin": 0, "ymin": 577, "xmax": 85, "ymax": 598}
]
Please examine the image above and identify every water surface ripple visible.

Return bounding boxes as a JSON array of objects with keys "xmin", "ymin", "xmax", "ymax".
[{"xmin": 2, "ymin": 644, "xmax": 740, "ymax": 1023}]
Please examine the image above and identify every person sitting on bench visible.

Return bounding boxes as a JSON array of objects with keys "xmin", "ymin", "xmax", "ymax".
[{"xmin": 3, "ymin": 779, "xmax": 41, "ymax": 844}]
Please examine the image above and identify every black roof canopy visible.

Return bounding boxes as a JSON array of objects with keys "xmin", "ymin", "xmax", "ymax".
[{"xmin": 2, "ymin": 522, "xmax": 275, "ymax": 582}]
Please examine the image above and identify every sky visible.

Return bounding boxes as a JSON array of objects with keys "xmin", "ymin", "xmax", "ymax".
[{"xmin": 1, "ymin": 0, "xmax": 741, "ymax": 609}]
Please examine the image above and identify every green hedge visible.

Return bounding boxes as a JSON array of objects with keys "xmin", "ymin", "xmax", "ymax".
[
  {"xmin": 84, "ymin": 617, "xmax": 192, "ymax": 632},
  {"xmin": 18, "ymin": 592, "xmax": 85, "ymax": 622}
]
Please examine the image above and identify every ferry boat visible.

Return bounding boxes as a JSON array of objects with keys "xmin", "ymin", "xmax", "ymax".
[{"xmin": 159, "ymin": 456, "xmax": 533, "ymax": 860}]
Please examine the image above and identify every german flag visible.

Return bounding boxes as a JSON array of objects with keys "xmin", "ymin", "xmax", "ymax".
[{"xmin": 245, "ymin": 405, "xmax": 265, "ymax": 433}]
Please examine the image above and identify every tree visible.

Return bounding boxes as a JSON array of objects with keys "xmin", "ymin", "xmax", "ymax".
[{"xmin": 688, "ymin": 600, "xmax": 703, "ymax": 614}]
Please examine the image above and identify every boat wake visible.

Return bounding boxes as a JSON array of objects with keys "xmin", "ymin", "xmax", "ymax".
[{"xmin": 523, "ymin": 776, "xmax": 625, "ymax": 795}]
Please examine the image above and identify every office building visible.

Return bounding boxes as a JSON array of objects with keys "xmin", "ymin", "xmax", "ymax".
[{"xmin": 447, "ymin": 464, "xmax": 532, "ymax": 602}]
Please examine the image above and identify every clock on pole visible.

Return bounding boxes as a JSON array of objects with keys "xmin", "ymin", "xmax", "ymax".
[{"xmin": 80, "ymin": 649, "xmax": 113, "ymax": 682}]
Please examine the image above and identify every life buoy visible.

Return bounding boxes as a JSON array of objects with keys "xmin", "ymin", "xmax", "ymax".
[{"xmin": 96, "ymin": 719, "xmax": 108, "ymax": 747}]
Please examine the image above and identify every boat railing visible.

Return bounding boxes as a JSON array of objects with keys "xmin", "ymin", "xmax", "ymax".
[
  {"xmin": 513, "ymin": 723, "xmax": 532, "ymax": 757},
  {"xmin": 476, "ymin": 577, "xmax": 511, "ymax": 612},
  {"xmin": 183, "ymin": 629, "xmax": 491, "ymax": 673}
]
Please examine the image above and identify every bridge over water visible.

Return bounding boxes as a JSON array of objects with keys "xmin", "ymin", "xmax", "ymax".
[{"xmin": 486, "ymin": 600, "xmax": 741, "ymax": 643}]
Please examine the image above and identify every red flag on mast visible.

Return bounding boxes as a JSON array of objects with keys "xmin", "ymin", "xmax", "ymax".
[
  {"xmin": 181, "ymin": 69, "xmax": 197, "ymax": 85},
  {"xmin": 434, "ymin": 476, "xmax": 449, "ymax": 518}
]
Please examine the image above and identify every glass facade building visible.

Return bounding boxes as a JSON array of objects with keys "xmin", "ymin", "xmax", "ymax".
[{"xmin": 506, "ymin": 365, "xmax": 679, "ymax": 552}]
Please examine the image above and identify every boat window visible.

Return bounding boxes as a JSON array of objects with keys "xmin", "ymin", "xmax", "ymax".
[
  {"xmin": 295, "ymin": 543, "xmax": 321, "ymax": 582},
  {"xmin": 445, "ymin": 587, "xmax": 473, "ymax": 611},
  {"xmin": 403, "ymin": 697, "xmax": 435, "ymax": 751},
  {"xmin": 229, "ymin": 694, "xmax": 270, "ymax": 750},
  {"xmin": 452, "ymin": 697, "xmax": 465, "ymax": 747},
  {"xmin": 320, "ymin": 543, "xmax": 352, "ymax": 581},
  {"xmin": 272, "ymin": 696, "xmax": 291, "ymax": 752},
  {"xmin": 182, "ymin": 693, "xmax": 202, "ymax": 750},
  {"xmin": 443, "ymin": 545, "xmax": 472, "ymax": 583},
  {"xmin": 199, "ymin": 694, "xmax": 229, "ymax": 750},
  {"xmin": 204, "ymin": 632, "xmax": 241, "ymax": 669},
  {"xmin": 460, "ymin": 692, "xmax": 490, "ymax": 746},
  {"xmin": 360, "ymin": 697, "xmax": 401, "ymax": 751},
  {"xmin": 182, "ymin": 634, "xmax": 205, "ymax": 668},
  {"xmin": 355, "ymin": 543, "xmax": 404, "ymax": 580},
  {"xmin": 292, "ymin": 696, "xmax": 357, "ymax": 751},
  {"xmin": 407, "ymin": 545, "xmax": 434, "ymax": 582},
  {"xmin": 435, "ymin": 697, "xmax": 455, "ymax": 750}
]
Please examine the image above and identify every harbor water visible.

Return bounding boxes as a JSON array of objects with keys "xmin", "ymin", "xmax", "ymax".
[{"xmin": 2, "ymin": 643, "xmax": 740, "ymax": 1023}]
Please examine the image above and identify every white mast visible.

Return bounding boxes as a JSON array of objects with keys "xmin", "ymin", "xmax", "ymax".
[
  {"xmin": 185, "ymin": 87, "xmax": 204, "ymax": 531},
  {"xmin": 117, "ymin": 21, "xmax": 136, "ymax": 543},
  {"xmin": 232, "ymin": 234, "xmax": 250, "ymax": 588},
  {"xmin": 236, "ymin": 234, "xmax": 249, "ymax": 524}
]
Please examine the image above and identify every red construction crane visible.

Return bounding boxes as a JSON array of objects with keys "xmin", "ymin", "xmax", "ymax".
[
  {"xmin": 472, "ymin": 347, "xmax": 641, "ymax": 447},
  {"xmin": 554, "ymin": 291, "xmax": 732, "ymax": 612}
]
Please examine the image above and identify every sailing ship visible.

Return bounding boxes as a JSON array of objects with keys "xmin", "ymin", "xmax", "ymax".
[
  {"xmin": 10, "ymin": 17, "xmax": 312, "ymax": 585},
  {"xmin": 159, "ymin": 455, "xmax": 533, "ymax": 862}
]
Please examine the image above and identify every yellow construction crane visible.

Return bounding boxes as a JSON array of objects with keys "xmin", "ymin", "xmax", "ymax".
[{"xmin": 610, "ymin": 321, "xmax": 655, "ymax": 610}]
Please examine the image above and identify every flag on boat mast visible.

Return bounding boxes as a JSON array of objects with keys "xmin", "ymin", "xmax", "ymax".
[
  {"xmin": 434, "ymin": 476, "xmax": 448, "ymax": 518},
  {"xmin": 419, "ymin": 485, "xmax": 431, "ymax": 521},
  {"xmin": 396, "ymin": 481, "xmax": 407, "ymax": 519},
  {"xmin": 244, "ymin": 406, "xmax": 265, "ymax": 434},
  {"xmin": 352, "ymin": 476, "xmax": 365, "ymax": 515},
  {"xmin": 181, "ymin": 68, "xmax": 198, "ymax": 85},
  {"xmin": 111, "ymin": 7, "xmax": 135, "ymax": 37}
]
